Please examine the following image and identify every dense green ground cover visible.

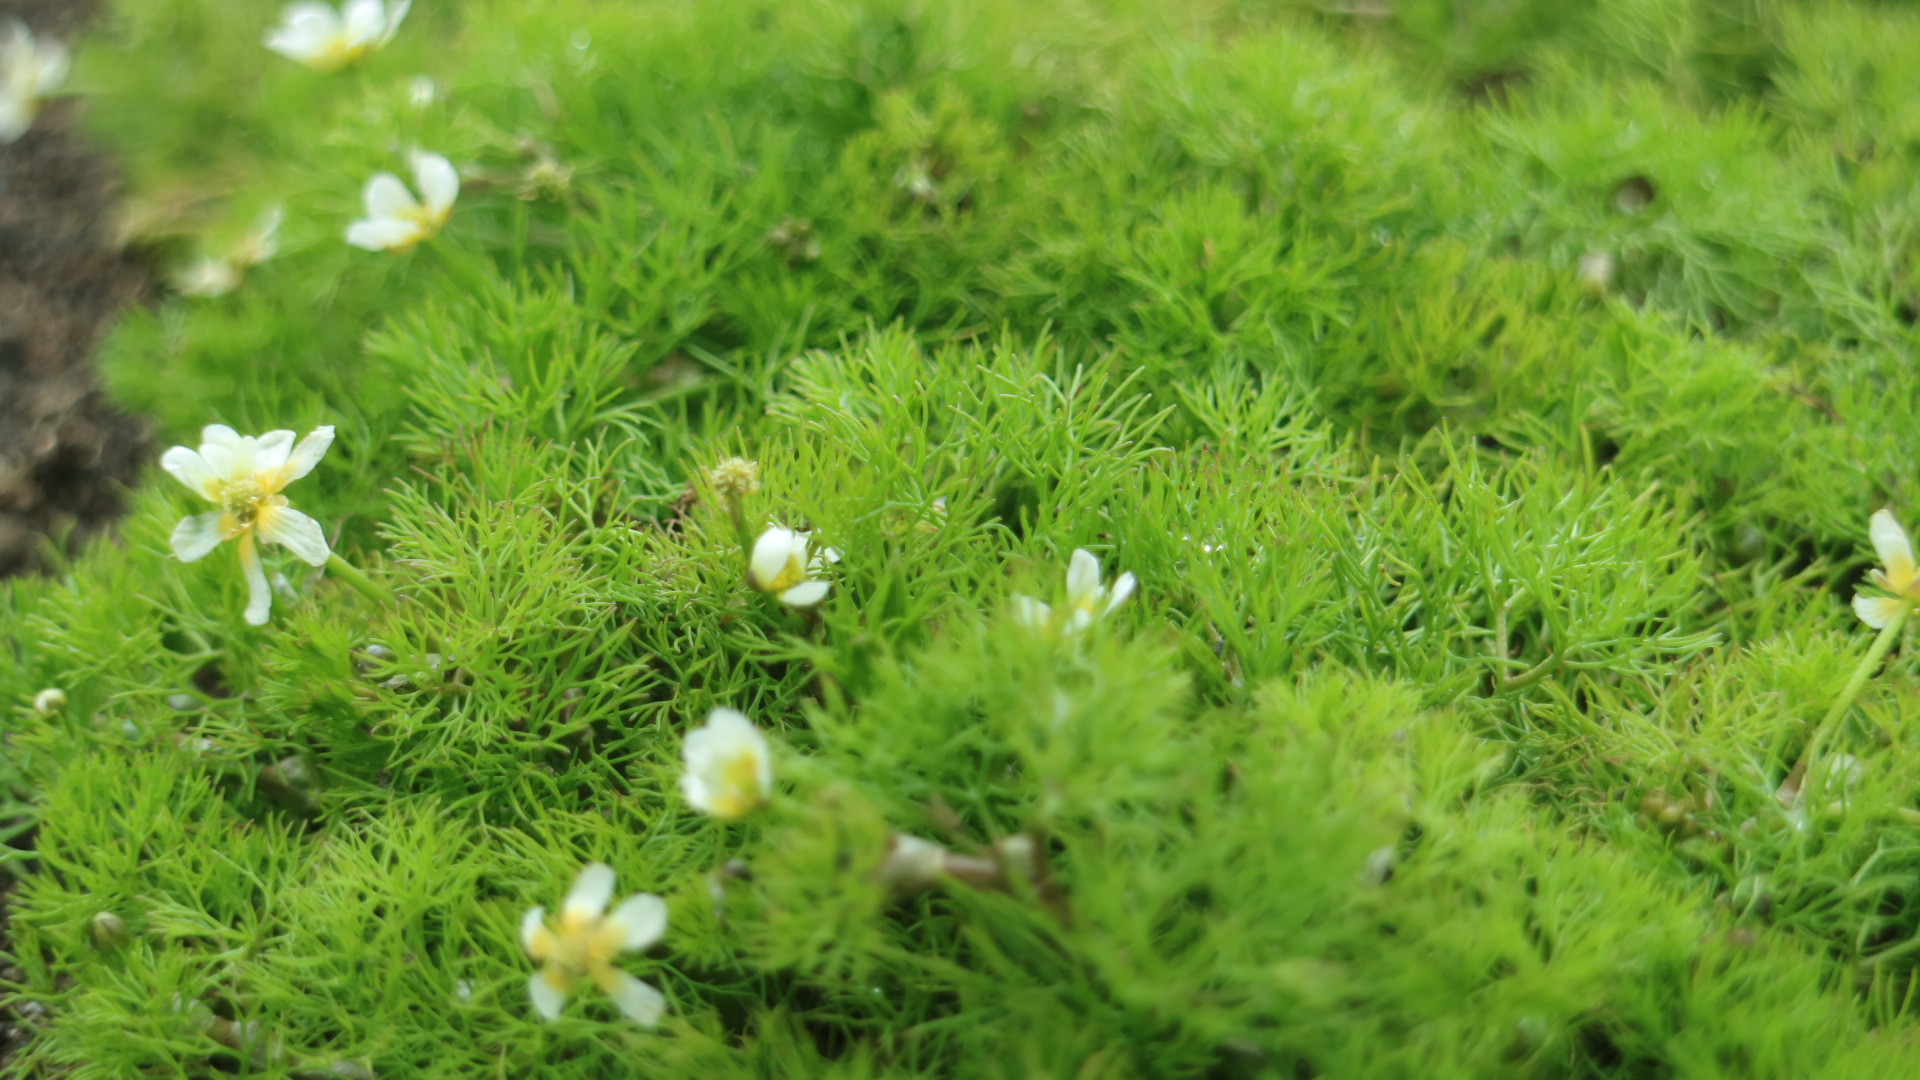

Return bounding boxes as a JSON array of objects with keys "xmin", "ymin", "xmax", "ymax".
[{"xmin": 9, "ymin": 0, "xmax": 1920, "ymax": 1075}]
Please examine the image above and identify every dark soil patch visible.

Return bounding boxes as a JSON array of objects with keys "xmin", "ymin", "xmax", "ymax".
[
  {"xmin": 0, "ymin": 0, "xmax": 150, "ymax": 579},
  {"xmin": 1, "ymin": 0, "xmax": 149, "ymax": 1068}
]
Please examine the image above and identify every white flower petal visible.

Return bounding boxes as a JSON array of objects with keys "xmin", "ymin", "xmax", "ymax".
[
  {"xmin": 527, "ymin": 971, "xmax": 566, "ymax": 1022},
  {"xmin": 238, "ymin": 206, "xmax": 283, "ymax": 265},
  {"xmin": 603, "ymin": 894, "xmax": 668, "ymax": 953},
  {"xmin": 679, "ymin": 771, "xmax": 713, "ymax": 811},
  {"xmin": 176, "ymin": 258, "xmax": 241, "ymax": 298},
  {"xmin": 259, "ymin": 506, "xmax": 329, "ymax": 567},
  {"xmin": 200, "ymin": 423, "xmax": 244, "ymax": 449},
  {"xmin": 239, "ymin": 536, "xmax": 273, "ymax": 625},
  {"xmin": 0, "ymin": 98, "xmax": 30, "ymax": 144},
  {"xmin": 265, "ymin": 5, "xmax": 343, "ymax": 62},
  {"xmin": 170, "ymin": 512, "xmax": 228, "ymax": 563},
  {"xmin": 30, "ymin": 41, "xmax": 66, "ymax": 94},
  {"xmin": 341, "ymin": 0, "xmax": 387, "ymax": 45},
  {"xmin": 197, "ymin": 442, "xmax": 247, "ymax": 483},
  {"xmin": 281, "ymin": 3, "xmax": 344, "ymax": 28},
  {"xmin": 778, "ymin": 580, "xmax": 830, "ymax": 607},
  {"xmin": 382, "ymin": 0, "xmax": 412, "ymax": 41},
  {"xmin": 252, "ymin": 429, "xmax": 296, "ymax": 475},
  {"xmin": 748, "ymin": 527, "xmax": 802, "ymax": 590},
  {"xmin": 160, "ymin": 446, "xmax": 221, "ymax": 500},
  {"xmin": 1010, "ymin": 594, "xmax": 1049, "ymax": 629},
  {"xmin": 283, "ymin": 425, "xmax": 335, "ymax": 483},
  {"xmin": 704, "ymin": 708, "xmax": 759, "ymax": 745},
  {"xmin": 1870, "ymin": 509, "xmax": 1916, "ymax": 587},
  {"xmin": 362, "ymin": 172, "xmax": 419, "ymax": 221},
  {"xmin": 564, "ymin": 862, "xmax": 616, "ymax": 920},
  {"xmin": 198, "ymin": 424, "xmax": 252, "ymax": 479},
  {"xmin": 345, "ymin": 219, "xmax": 424, "ymax": 251},
  {"xmin": 1854, "ymin": 594, "xmax": 1904, "ymax": 630},
  {"xmin": 411, "ymin": 151, "xmax": 459, "ymax": 217},
  {"xmin": 519, "ymin": 906, "xmax": 546, "ymax": 954},
  {"xmin": 1066, "ymin": 548, "xmax": 1101, "ymax": 604},
  {"xmin": 1105, "ymin": 571, "xmax": 1137, "ymax": 613},
  {"xmin": 602, "ymin": 971, "xmax": 666, "ymax": 1027}
]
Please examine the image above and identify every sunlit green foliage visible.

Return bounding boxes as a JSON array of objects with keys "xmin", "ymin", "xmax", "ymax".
[{"xmin": 8, "ymin": 0, "xmax": 1920, "ymax": 1076}]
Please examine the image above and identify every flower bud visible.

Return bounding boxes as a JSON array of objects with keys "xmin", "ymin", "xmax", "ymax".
[
  {"xmin": 706, "ymin": 457, "xmax": 761, "ymax": 503},
  {"xmin": 32, "ymin": 688, "xmax": 66, "ymax": 714},
  {"xmin": 89, "ymin": 910, "xmax": 130, "ymax": 950}
]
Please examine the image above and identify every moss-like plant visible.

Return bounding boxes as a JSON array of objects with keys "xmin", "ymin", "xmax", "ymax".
[{"xmin": 8, "ymin": 0, "xmax": 1920, "ymax": 1076}]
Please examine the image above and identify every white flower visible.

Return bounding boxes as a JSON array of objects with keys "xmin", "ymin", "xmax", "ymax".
[
  {"xmin": 175, "ymin": 258, "xmax": 243, "ymax": 299},
  {"xmin": 232, "ymin": 205, "xmax": 284, "ymax": 267},
  {"xmin": 177, "ymin": 207, "xmax": 285, "ymax": 298},
  {"xmin": 1011, "ymin": 548, "xmax": 1136, "ymax": 634},
  {"xmin": 346, "ymin": 151, "xmax": 458, "ymax": 252},
  {"xmin": 0, "ymin": 21, "xmax": 68, "ymax": 144},
  {"xmin": 747, "ymin": 525, "xmax": 837, "ymax": 607},
  {"xmin": 264, "ymin": 0, "xmax": 410, "ymax": 73},
  {"xmin": 680, "ymin": 708, "xmax": 773, "ymax": 821},
  {"xmin": 521, "ymin": 863, "xmax": 668, "ymax": 1025},
  {"xmin": 1853, "ymin": 509, "xmax": 1920, "ymax": 629},
  {"xmin": 161, "ymin": 424, "xmax": 334, "ymax": 625}
]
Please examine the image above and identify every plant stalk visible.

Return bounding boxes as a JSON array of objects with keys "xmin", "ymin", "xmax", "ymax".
[
  {"xmin": 1781, "ymin": 603, "xmax": 1909, "ymax": 807},
  {"xmin": 326, "ymin": 552, "xmax": 396, "ymax": 610}
]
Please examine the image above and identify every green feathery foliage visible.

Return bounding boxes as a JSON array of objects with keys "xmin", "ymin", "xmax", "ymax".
[{"xmin": 8, "ymin": 0, "xmax": 1920, "ymax": 1076}]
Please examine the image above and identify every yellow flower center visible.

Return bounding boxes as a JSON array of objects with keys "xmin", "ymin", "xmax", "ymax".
[
  {"xmin": 215, "ymin": 478, "xmax": 288, "ymax": 537},
  {"xmin": 763, "ymin": 555, "xmax": 807, "ymax": 594},
  {"xmin": 707, "ymin": 752, "xmax": 765, "ymax": 819},
  {"xmin": 538, "ymin": 910, "xmax": 629, "ymax": 984},
  {"xmin": 1875, "ymin": 566, "xmax": 1920, "ymax": 602},
  {"xmin": 313, "ymin": 35, "xmax": 373, "ymax": 73}
]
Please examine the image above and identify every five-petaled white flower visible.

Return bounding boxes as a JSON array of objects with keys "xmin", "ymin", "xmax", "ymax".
[
  {"xmin": 264, "ymin": 0, "xmax": 410, "ymax": 73},
  {"xmin": 747, "ymin": 525, "xmax": 837, "ymax": 608},
  {"xmin": 1854, "ymin": 509, "xmax": 1920, "ymax": 629},
  {"xmin": 521, "ymin": 863, "xmax": 669, "ymax": 1025},
  {"xmin": 1011, "ymin": 548, "xmax": 1136, "ymax": 634},
  {"xmin": 0, "ymin": 20, "xmax": 67, "ymax": 144},
  {"xmin": 161, "ymin": 424, "xmax": 334, "ymax": 626},
  {"xmin": 178, "ymin": 206, "xmax": 284, "ymax": 298},
  {"xmin": 681, "ymin": 708, "xmax": 773, "ymax": 821},
  {"xmin": 346, "ymin": 151, "xmax": 458, "ymax": 252}
]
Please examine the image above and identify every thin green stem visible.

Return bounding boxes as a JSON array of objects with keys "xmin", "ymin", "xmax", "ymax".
[
  {"xmin": 326, "ymin": 552, "xmax": 396, "ymax": 611},
  {"xmin": 727, "ymin": 497, "xmax": 756, "ymax": 570},
  {"xmin": 1786, "ymin": 603, "xmax": 1909, "ymax": 807}
]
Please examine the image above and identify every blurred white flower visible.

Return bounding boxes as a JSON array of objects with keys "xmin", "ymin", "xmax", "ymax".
[
  {"xmin": 176, "ymin": 206, "xmax": 284, "ymax": 299},
  {"xmin": 346, "ymin": 151, "xmax": 458, "ymax": 252},
  {"xmin": 521, "ymin": 863, "xmax": 668, "ymax": 1025},
  {"xmin": 0, "ymin": 20, "xmax": 67, "ymax": 144},
  {"xmin": 680, "ymin": 708, "xmax": 773, "ymax": 821},
  {"xmin": 747, "ymin": 524, "xmax": 837, "ymax": 607},
  {"xmin": 1853, "ymin": 509, "xmax": 1920, "ymax": 629},
  {"xmin": 265, "ymin": 0, "xmax": 410, "ymax": 73},
  {"xmin": 31, "ymin": 687, "xmax": 65, "ymax": 714},
  {"xmin": 1011, "ymin": 548, "xmax": 1136, "ymax": 634},
  {"xmin": 161, "ymin": 424, "xmax": 334, "ymax": 625},
  {"xmin": 175, "ymin": 258, "xmax": 242, "ymax": 299},
  {"xmin": 232, "ymin": 205, "xmax": 284, "ymax": 266}
]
